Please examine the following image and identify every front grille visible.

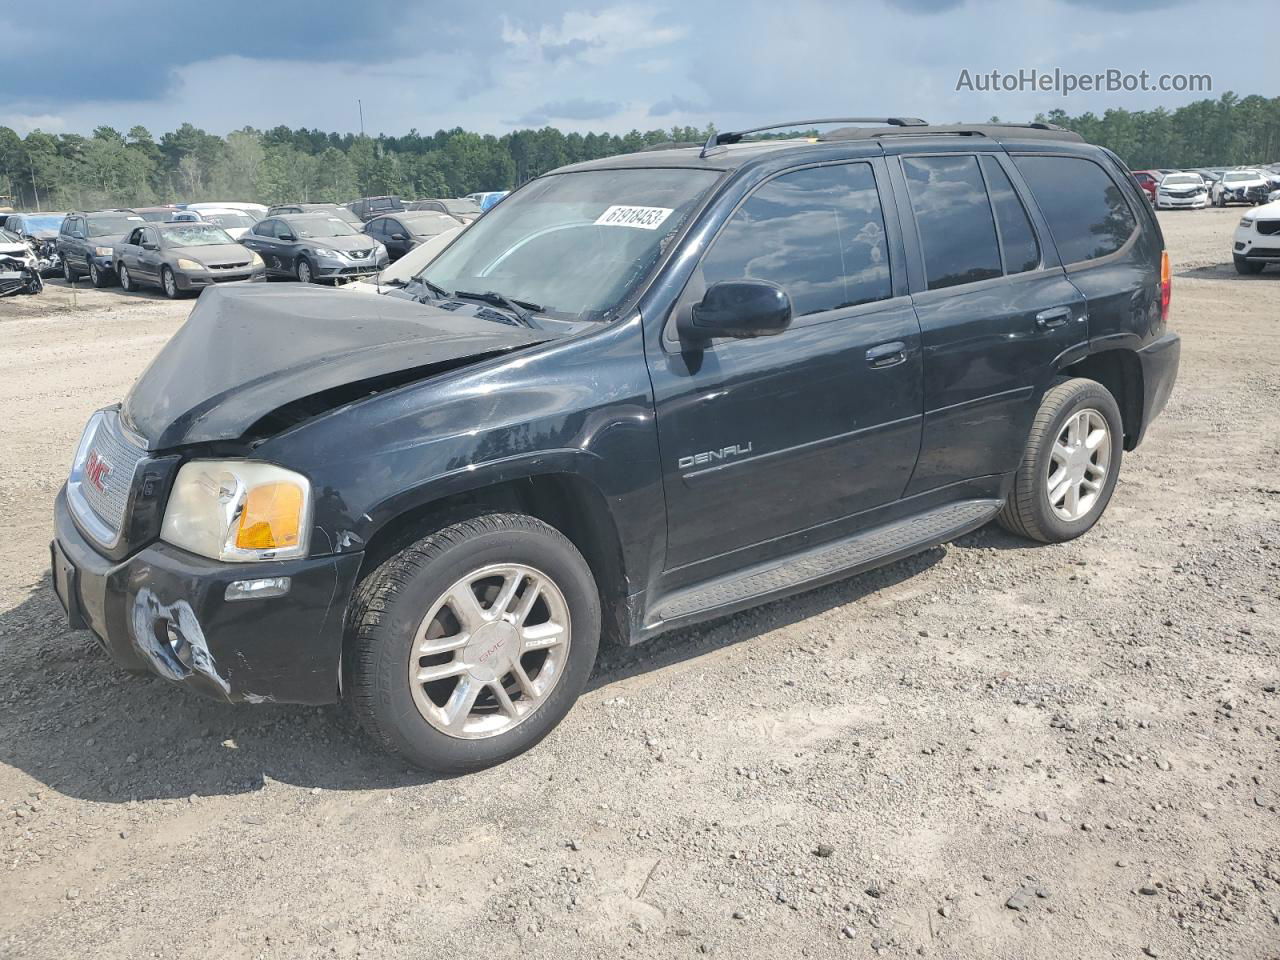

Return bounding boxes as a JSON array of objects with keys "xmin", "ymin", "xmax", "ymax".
[
  {"xmin": 347, "ymin": 249, "xmax": 371, "ymax": 259},
  {"xmin": 1255, "ymin": 220, "xmax": 1280, "ymax": 236},
  {"xmin": 72, "ymin": 412, "xmax": 146, "ymax": 542},
  {"xmin": 209, "ymin": 261, "xmax": 250, "ymax": 270}
]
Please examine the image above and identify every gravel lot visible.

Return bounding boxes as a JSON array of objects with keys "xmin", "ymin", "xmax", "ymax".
[{"xmin": 1, "ymin": 207, "xmax": 1277, "ymax": 960}]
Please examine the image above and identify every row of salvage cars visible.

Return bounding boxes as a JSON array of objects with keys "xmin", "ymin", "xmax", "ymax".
[{"xmin": 0, "ymin": 199, "xmax": 471, "ymax": 299}]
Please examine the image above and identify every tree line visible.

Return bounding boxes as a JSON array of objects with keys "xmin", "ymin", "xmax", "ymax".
[{"xmin": 1, "ymin": 92, "xmax": 1277, "ymax": 212}]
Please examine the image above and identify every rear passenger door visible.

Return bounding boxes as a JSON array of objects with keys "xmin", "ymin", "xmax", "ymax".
[
  {"xmin": 1011, "ymin": 154, "xmax": 1158, "ymax": 356},
  {"xmin": 650, "ymin": 159, "xmax": 923, "ymax": 578},
  {"xmin": 889, "ymin": 149, "xmax": 1088, "ymax": 496}
]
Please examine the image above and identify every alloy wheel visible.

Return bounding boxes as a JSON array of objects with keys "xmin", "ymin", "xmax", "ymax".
[
  {"xmin": 407, "ymin": 563, "xmax": 571, "ymax": 740},
  {"xmin": 297, "ymin": 259, "xmax": 312, "ymax": 283},
  {"xmin": 1045, "ymin": 408, "xmax": 1111, "ymax": 522},
  {"xmin": 163, "ymin": 269, "xmax": 176, "ymax": 298}
]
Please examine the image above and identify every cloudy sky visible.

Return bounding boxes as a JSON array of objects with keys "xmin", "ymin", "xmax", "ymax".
[{"xmin": 3, "ymin": 0, "xmax": 1273, "ymax": 138}]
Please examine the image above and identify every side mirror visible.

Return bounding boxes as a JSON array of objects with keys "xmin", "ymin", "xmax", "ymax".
[
  {"xmin": 390, "ymin": 233, "xmax": 406, "ymax": 241},
  {"xmin": 278, "ymin": 232, "xmax": 295, "ymax": 242},
  {"xmin": 679, "ymin": 280, "xmax": 792, "ymax": 343},
  {"xmin": 142, "ymin": 241, "xmax": 158, "ymax": 251}
]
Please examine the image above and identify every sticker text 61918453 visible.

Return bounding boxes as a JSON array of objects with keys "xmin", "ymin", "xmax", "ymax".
[{"xmin": 593, "ymin": 205, "xmax": 674, "ymax": 230}]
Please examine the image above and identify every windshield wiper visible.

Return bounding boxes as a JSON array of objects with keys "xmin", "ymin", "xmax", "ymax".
[
  {"xmin": 452, "ymin": 290, "xmax": 543, "ymax": 327},
  {"xmin": 411, "ymin": 276, "xmax": 453, "ymax": 301}
]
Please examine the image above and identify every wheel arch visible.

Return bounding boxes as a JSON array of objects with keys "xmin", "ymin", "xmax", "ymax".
[
  {"xmin": 353, "ymin": 471, "xmax": 631, "ymax": 647},
  {"xmin": 1061, "ymin": 349, "xmax": 1144, "ymax": 450}
]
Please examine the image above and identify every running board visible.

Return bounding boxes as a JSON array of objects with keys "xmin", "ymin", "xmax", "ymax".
[{"xmin": 649, "ymin": 498, "xmax": 1003, "ymax": 627}]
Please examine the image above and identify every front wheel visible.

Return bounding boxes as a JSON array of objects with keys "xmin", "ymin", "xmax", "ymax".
[
  {"xmin": 88, "ymin": 260, "xmax": 112, "ymax": 288},
  {"xmin": 997, "ymin": 378, "xmax": 1124, "ymax": 543},
  {"xmin": 348, "ymin": 513, "xmax": 601, "ymax": 773},
  {"xmin": 161, "ymin": 266, "xmax": 182, "ymax": 299},
  {"xmin": 62, "ymin": 258, "xmax": 76, "ymax": 282},
  {"xmin": 1234, "ymin": 256, "xmax": 1265, "ymax": 275},
  {"xmin": 296, "ymin": 257, "xmax": 314, "ymax": 284}
]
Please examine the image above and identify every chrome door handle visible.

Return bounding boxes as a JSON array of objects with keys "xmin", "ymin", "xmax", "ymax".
[
  {"xmin": 1036, "ymin": 307, "xmax": 1072, "ymax": 329},
  {"xmin": 866, "ymin": 341, "xmax": 907, "ymax": 368}
]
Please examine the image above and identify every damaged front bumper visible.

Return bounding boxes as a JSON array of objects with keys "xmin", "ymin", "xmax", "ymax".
[{"xmin": 52, "ymin": 487, "xmax": 363, "ymax": 704}]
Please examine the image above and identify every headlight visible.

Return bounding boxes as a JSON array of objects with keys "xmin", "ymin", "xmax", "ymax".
[
  {"xmin": 176, "ymin": 258, "xmax": 205, "ymax": 271},
  {"xmin": 93, "ymin": 246, "xmax": 113, "ymax": 257},
  {"xmin": 316, "ymin": 248, "xmax": 344, "ymax": 260},
  {"xmin": 1240, "ymin": 217, "xmax": 1254, "ymax": 228},
  {"xmin": 248, "ymin": 251, "xmax": 263, "ymax": 266},
  {"xmin": 161, "ymin": 460, "xmax": 311, "ymax": 562}
]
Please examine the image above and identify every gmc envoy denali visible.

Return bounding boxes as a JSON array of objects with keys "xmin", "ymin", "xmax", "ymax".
[{"xmin": 51, "ymin": 119, "xmax": 1180, "ymax": 772}]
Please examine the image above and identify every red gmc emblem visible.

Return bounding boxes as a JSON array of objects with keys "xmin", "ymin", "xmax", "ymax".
[{"xmin": 85, "ymin": 450, "xmax": 112, "ymax": 492}]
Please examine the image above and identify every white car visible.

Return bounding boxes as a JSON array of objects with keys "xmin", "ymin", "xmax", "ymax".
[
  {"xmin": 1155, "ymin": 172, "xmax": 1208, "ymax": 209},
  {"xmin": 1212, "ymin": 170, "xmax": 1268, "ymax": 207},
  {"xmin": 186, "ymin": 201, "xmax": 268, "ymax": 220},
  {"xmin": 1232, "ymin": 200, "xmax": 1280, "ymax": 275},
  {"xmin": 187, "ymin": 207, "xmax": 257, "ymax": 240}
]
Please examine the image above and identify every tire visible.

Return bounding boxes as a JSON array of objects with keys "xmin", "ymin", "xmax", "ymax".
[
  {"xmin": 62, "ymin": 258, "xmax": 76, "ymax": 282},
  {"xmin": 118, "ymin": 263, "xmax": 136, "ymax": 292},
  {"xmin": 349, "ymin": 513, "xmax": 601, "ymax": 774},
  {"xmin": 88, "ymin": 259, "xmax": 113, "ymax": 288},
  {"xmin": 161, "ymin": 266, "xmax": 181, "ymax": 299},
  {"xmin": 997, "ymin": 377, "xmax": 1124, "ymax": 544},
  {"xmin": 1234, "ymin": 256, "xmax": 1265, "ymax": 275},
  {"xmin": 296, "ymin": 257, "xmax": 314, "ymax": 284}
]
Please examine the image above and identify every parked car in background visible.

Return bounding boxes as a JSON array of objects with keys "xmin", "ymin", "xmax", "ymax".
[
  {"xmin": 113, "ymin": 221, "xmax": 264, "ymax": 298},
  {"xmin": 190, "ymin": 207, "xmax": 257, "ymax": 239},
  {"xmin": 240, "ymin": 212, "xmax": 387, "ymax": 283},
  {"xmin": 57, "ymin": 210, "xmax": 144, "ymax": 286},
  {"xmin": 407, "ymin": 198, "xmax": 483, "ymax": 222},
  {"xmin": 132, "ymin": 206, "xmax": 184, "ymax": 223},
  {"xmin": 1131, "ymin": 170, "xmax": 1159, "ymax": 203},
  {"xmin": 1232, "ymin": 198, "xmax": 1280, "ymax": 274},
  {"xmin": 1155, "ymin": 172, "xmax": 1208, "ymax": 209},
  {"xmin": 363, "ymin": 211, "xmax": 462, "ymax": 262},
  {"xmin": 348, "ymin": 195, "xmax": 404, "ymax": 221},
  {"xmin": 3, "ymin": 212, "xmax": 67, "ymax": 276},
  {"xmin": 0, "ymin": 227, "xmax": 44, "ymax": 296},
  {"xmin": 266, "ymin": 202, "xmax": 362, "ymax": 228},
  {"xmin": 341, "ymin": 223, "xmax": 464, "ymax": 294},
  {"xmin": 477, "ymin": 190, "xmax": 509, "ymax": 211},
  {"xmin": 1212, "ymin": 170, "xmax": 1269, "ymax": 206},
  {"xmin": 186, "ymin": 201, "xmax": 268, "ymax": 220}
]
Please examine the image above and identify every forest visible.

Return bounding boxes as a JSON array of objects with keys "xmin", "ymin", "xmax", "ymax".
[{"xmin": 1, "ymin": 92, "xmax": 1277, "ymax": 211}]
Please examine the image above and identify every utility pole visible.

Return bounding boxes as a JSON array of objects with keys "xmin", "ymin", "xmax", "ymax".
[{"xmin": 358, "ymin": 99, "xmax": 365, "ymax": 137}]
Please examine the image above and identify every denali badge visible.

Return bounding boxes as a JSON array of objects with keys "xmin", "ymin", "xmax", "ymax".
[
  {"xmin": 85, "ymin": 450, "xmax": 112, "ymax": 493},
  {"xmin": 678, "ymin": 443, "xmax": 753, "ymax": 471}
]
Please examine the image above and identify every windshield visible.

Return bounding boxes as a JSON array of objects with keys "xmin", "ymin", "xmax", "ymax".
[
  {"xmin": 139, "ymin": 210, "xmax": 175, "ymax": 222},
  {"xmin": 201, "ymin": 211, "xmax": 255, "ymax": 228},
  {"xmin": 21, "ymin": 214, "xmax": 64, "ymax": 232},
  {"xmin": 162, "ymin": 224, "xmax": 234, "ymax": 247},
  {"xmin": 442, "ymin": 199, "xmax": 481, "ymax": 216},
  {"xmin": 87, "ymin": 215, "xmax": 143, "ymax": 236},
  {"xmin": 0, "ymin": 228, "xmax": 19, "ymax": 244},
  {"xmin": 1224, "ymin": 172, "xmax": 1257, "ymax": 182},
  {"xmin": 290, "ymin": 216, "xmax": 358, "ymax": 238},
  {"xmin": 403, "ymin": 214, "xmax": 458, "ymax": 235},
  {"xmin": 418, "ymin": 168, "xmax": 719, "ymax": 321},
  {"xmin": 1163, "ymin": 174, "xmax": 1201, "ymax": 185}
]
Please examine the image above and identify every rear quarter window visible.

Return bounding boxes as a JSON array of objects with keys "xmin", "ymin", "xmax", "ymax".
[{"xmin": 1013, "ymin": 155, "xmax": 1138, "ymax": 265}]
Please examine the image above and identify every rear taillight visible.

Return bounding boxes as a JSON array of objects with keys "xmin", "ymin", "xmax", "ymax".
[{"xmin": 1160, "ymin": 250, "xmax": 1171, "ymax": 323}]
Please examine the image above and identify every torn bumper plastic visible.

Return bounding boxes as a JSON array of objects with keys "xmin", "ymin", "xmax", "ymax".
[{"xmin": 52, "ymin": 487, "xmax": 363, "ymax": 704}]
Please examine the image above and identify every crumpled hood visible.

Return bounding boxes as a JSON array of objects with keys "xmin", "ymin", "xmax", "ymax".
[{"xmin": 122, "ymin": 284, "xmax": 550, "ymax": 449}]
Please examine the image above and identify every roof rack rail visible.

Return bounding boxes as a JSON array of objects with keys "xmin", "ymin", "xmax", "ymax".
[
  {"xmin": 816, "ymin": 121, "xmax": 1084, "ymax": 144},
  {"xmin": 700, "ymin": 117, "xmax": 928, "ymax": 158}
]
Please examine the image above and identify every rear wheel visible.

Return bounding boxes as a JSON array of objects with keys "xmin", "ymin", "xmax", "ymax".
[
  {"xmin": 348, "ymin": 513, "xmax": 600, "ymax": 773},
  {"xmin": 1234, "ymin": 256, "xmax": 1265, "ymax": 275},
  {"xmin": 997, "ymin": 377, "xmax": 1124, "ymax": 543}
]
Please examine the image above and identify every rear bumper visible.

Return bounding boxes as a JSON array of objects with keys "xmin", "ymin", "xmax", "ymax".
[
  {"xmin": 52, "ymin": 487, "xmax": 362, "ymax": 704},
  {"xmin": 1134, "ymin": 332, "xmax": 1180, "ymax": 448}
]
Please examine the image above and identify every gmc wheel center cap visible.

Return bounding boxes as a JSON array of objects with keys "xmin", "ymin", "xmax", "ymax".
[{"xmin": 464, "ymin": 621, "xmax": 520, "ymax": 682}]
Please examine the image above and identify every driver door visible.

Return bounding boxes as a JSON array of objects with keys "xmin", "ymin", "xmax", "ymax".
[{"xmin": 647, "ymin": 160, "xmax": 923, "ymax": 580}]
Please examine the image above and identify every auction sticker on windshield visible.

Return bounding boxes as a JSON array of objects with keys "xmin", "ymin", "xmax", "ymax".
[{"xmin": 594, "ymin": 205, "xmax": 674, "ymax": 230}]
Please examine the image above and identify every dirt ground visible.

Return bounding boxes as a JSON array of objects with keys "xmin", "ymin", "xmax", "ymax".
[{"xmin": 1, "ymin": 207, "xmax": 1277, "ymax": 960}]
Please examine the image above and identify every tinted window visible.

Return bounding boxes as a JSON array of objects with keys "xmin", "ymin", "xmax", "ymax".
[
  {"xmin": 980, "ymin": 156, "xmax": 1040, "ymax": 274},
  {"xmin": 699, "ymin": 163, "xmax": 892, "ymax": 317},
  {"xmin": 1013, "ymin": 155, "xmax": 1137, "ymax": 264},
  {"xmin": 903, "ymin": 155, "xmax": 1002, "ymax": 291}
]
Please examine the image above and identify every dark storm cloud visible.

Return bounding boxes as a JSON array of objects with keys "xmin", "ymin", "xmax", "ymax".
[
  {"xmin": 649, "ymin": 94, "xmax": 706, "ymax": 117},
  {"xmin": 518, "ymin": 99, "xmax": 622, "ymax": 124}
]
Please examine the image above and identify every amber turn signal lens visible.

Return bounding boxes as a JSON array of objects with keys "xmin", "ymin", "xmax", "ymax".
[
  {"xmin": 235, "ymin": 482, "xmax": 304, "ymax": 551},
  {"xmin": 1160, "ymin": 250, "xmax": 1171, "ymax": 322}
]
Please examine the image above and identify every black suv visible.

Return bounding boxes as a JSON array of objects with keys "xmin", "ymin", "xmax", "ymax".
[
  {"xmin": 57, "ymin": 210, "xmax": 145, "ymax": 287},
  {"xmin": 51, "ymin": 119, "xmax": 1180, "ymax": 773}
]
